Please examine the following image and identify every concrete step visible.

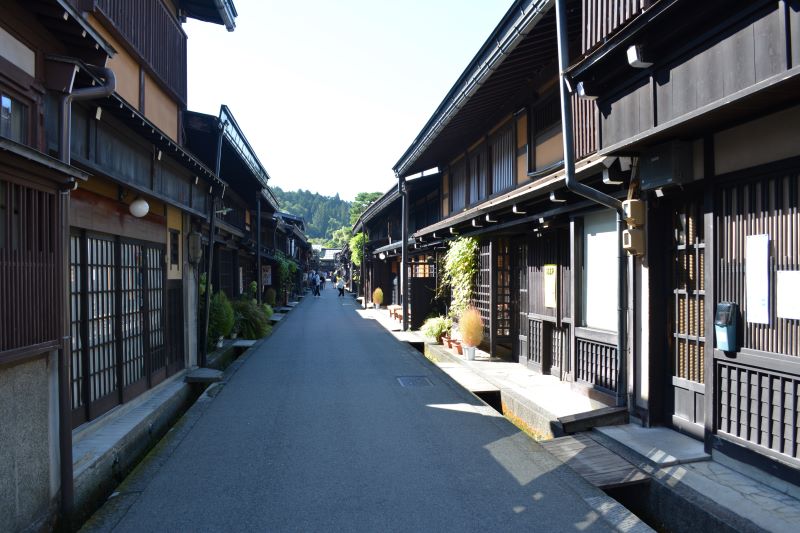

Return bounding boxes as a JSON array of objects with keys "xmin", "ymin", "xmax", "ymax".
[
  {"xmin": 184, "ymin": 368, "xmax": 223, "ymax": 384},
  {"xmin": 557, "ymin": 406, "xmax": 629, "ymax": 434}
]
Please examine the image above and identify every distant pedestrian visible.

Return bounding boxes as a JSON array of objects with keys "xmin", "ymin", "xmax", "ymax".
[
  {"xmin": 320, "ymin": 274, "xmax": 326, "ymax": 290},
  {"xmin": 337, "ymin": 278, "xmax": 345, "ymax": 298},
  {"xmin": 313, "ymin": 273, "xmax": 320, "ymax": 297}
]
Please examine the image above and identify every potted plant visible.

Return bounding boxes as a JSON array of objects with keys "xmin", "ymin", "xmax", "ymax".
[
  {"xmin": 421, "ymin": 316, "xmax": 450, "ymax": 344},
  {"xmin": 459, "ymin": 307, "xmax": 484, "ymax": 361},
  {"xmin": 372, "ymin": 287, "xmax": 384, "ymax": 309}
]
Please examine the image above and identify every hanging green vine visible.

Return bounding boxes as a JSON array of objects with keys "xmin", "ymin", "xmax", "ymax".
[
  {"xmin": 349, "ymin": 232, "xmax": 367, "ymax": 268},
  {"xmin": 442, "ymin": 236, "xmax": 479, "ymax": 318}
]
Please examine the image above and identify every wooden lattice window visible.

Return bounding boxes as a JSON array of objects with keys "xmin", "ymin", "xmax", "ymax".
[
  {"xmin": 673, "ymin": 201, "xmax": 705, "ymax": 384},
  {"xmin": 495, "ymin": 238, "xmax": 512, "ymax": 337}
]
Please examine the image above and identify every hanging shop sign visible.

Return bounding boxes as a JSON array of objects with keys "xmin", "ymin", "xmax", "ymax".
[{"xmin": 544, "ymin": 264, "xmax": 558, "ymax": 309}]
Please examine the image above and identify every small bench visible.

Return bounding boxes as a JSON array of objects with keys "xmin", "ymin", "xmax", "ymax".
[{"xmin": 387, "ymin": 305, "xmax": 402, "ymax": 321}]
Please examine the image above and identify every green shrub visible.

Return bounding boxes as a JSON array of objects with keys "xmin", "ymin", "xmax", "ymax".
[
  {"xmin": 265, "ymin": 287, "xmax": 277, "ymax": 306},
  {"xmin": 208, "ymin": 291, "xmax": 234, "ymax": 348},
  {"xmin": 261, "ymin": 303, "xmax": 274, "ymax": 320},
  {"xmin": 372, "ymin": 287, "xmax": 384, "ymax": 306},
  {"xmin": 421, "ymin": 316, "xmax": 452, "ymax": 343},
  {"xmin": 443, "ymin": 237, "xmax": 478, "ymax": 318},
  {"xmin": 232, "ymin": 298, "xmax": 270, "ymax": 339}
]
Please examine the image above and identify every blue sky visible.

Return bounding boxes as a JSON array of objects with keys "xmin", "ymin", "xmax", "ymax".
[{"xmin": 185, "ymin": 0, "xmax": 510, "ymax": 201}]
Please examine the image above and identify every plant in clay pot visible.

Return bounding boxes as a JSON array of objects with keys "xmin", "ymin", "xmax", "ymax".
[
  {"xmin": 422, "ymin": 316, "xmax": 450, "ymax": 344},
  {"xmin": 459, "ymin": 307, "xmax": 484, "ymax": 360},
  {"xmin": 372, "ymin": 287, "xmax": 384, "ymax": 308}
]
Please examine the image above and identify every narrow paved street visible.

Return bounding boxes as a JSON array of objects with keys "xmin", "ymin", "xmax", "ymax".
[{"xmin": 84, "ymin": 288, "xmax": 635, "ymax": 532}]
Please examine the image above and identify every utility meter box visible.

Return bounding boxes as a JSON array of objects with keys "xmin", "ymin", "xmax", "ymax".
[
  {"xmin": 715, "ymin": 302, "xmax": 739, "ymax": 352},
  {"xmin": 640, "ymin": 141, "xmax": 693, "ymax": 190},
  {"xmin": 622, "ymin": 199, "xmax": 645, "ymax": 227},
  {"xmin": 622, "ymin": 228, "xmax": 645, "ymax": 255}
]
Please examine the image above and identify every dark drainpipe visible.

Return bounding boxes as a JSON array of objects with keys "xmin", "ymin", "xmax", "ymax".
[
  {"xmin": 201, "ymin": 120, "xmax": 225, "ymax": 367},
  {"xmin": 555, "ymin": 0, "xmax": 628, "ymax": 407},
  {"xmin": 57, "ymin": 65, "xmax": 115, "ymax": 528},
  {"xmin": 256, "ymin": 194, "xmax": 262, "ymax": 304},
  {"xmin": 399, "ymin": 173, "xmax": 409, "ymax": 331}
]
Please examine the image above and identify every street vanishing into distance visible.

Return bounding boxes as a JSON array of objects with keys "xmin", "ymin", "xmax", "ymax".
[{"xmin": 81, "ymin": 289, "xmax": 634, "ymax": 532}]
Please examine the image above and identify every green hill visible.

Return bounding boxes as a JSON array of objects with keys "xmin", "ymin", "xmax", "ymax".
[{"xmin": 271, "ymin": 187, "xmax": 351, "ymax": 242}]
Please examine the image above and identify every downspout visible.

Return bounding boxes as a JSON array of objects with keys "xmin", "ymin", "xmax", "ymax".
[
  {"xmin": 399, "ymin": 173, "xmax": 409, "ymax": 331},
  {"xmin": 201, "ymin": 120, "xmax": 225, "ymax": 367},
  {"xmin": 57, "ymin": 65, "xmax": 115, "ymax": 527},
  {"xmin": 256, "ymin": 195, "xmax": 262, "ymax": 304},
  {"xmin": 554, "ymin": 0, "xmax": 628, "ymax": 407}
]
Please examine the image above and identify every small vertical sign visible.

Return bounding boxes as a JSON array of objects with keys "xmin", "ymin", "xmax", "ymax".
[
  {"xmin": 544, "ymin": 264, "xmax": 558, "ymax": 309},
  {"xmin": 263, "ymin": 265, "xmax": 272, "ymax": 286},
  {"xmin": 745, "ymin": 234, "xmax": 770, "ymax": 324}
]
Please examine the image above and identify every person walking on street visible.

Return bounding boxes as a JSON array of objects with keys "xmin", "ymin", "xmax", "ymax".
[
  {"xmin": 313, "ymin": 272, "xmax": 320, "ymax": 298},
  {"xmin": 320, "ymin": 273, "xmax": 326, "ymax": 291},
  {"xmin": 336, "ymin": 277, "xmax": 345, "ymax": 298}
]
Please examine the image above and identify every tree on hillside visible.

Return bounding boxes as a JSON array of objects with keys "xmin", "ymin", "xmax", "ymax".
[
  {"xmin": 349, "ymin": 192, "xmax": 383, "ymax": 226},
  {"xmin": 327, "ymin": 226, "xmax": 351, "ymax": 249},
  {"xmin": 271, "ymin": 186, "xmax": 351, "ymax": 241}
]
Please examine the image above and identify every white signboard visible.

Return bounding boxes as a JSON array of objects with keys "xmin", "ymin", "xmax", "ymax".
[
  {"xmin": 777, "ymin": 271, "xmax": 800, "ymax": 320},
  {"xmin": 745, "ymin": 234, "xmax": 770, "ymax": 324}
]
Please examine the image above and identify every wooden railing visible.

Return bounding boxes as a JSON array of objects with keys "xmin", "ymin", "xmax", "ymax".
[
  {"xmin": 92, "ymin": 0, "xmax": 187, "ymax": 103},
  {"xmin": 582, "ymin": 0, "xmax": 651, "ymax": 54}
]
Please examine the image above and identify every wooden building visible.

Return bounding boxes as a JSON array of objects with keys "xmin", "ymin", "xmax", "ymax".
[
  {"xmin": 184, "ymin": 105, "xmax": 280, "ymax": 308},
  {"xmin": 566, "ymin": 0, "xmax": 800, "ymax": 480},
  {"xmin": 353, "ymin": 173, "xmax": 440, "ymax": 328},
  {"xmin": 0, "ymin": 0, "xmax": 237, "ymax": 529},
  {"xmin": 395, "ymin": 0, "xmax": 800, "ymax": 482}
]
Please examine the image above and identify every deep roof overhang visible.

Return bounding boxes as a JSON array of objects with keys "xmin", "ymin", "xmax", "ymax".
[
  {"xmin": 178, "ymin": 0, "xmax": 237, "ymax": 31},
  {"xmin": 393, "ymin": 0, "xmax": 582, "ymax": 178},
  {"xmin": 412, "ymin": 155, "xmax": 608, "ymax": 237},
  {"xmin": 1, "ymin": 137, "xmax": 90, "ymax": 183},
  {"xmin": 27, "ymin": 0, "xmax": 116, "ymax": 66},
  {"xmin": 184, "ymin": 108, "xmax": 278, "ymax": 211}
]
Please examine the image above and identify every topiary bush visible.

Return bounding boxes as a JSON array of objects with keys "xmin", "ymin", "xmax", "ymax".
[
  {"xmin": 372, "ymin": 287, "xmax": 384, "ymax": 306},
  {"xmin": 208, "ymin": 291, "xmax": 234, "ymax": 348},
  {"xmin": 459, "ymin": 306, "xmax": 484, "ymax": 347}
]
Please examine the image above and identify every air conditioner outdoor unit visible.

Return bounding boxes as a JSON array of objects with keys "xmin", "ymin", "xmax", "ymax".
[{"xmin": 640, "ymin": 141, "xmax": 693, "ymax": 190}]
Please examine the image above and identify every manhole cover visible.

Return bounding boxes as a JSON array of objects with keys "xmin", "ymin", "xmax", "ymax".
[{"xmin": 397, "ymin": 376, "xmax": 433, "ymax": 387}]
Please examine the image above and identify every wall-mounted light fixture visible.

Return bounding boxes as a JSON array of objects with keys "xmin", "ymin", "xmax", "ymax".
[
  {"xmin": 378, "ymin": 252, "xmax": 387, "ymax": 260},
  {"xmin": 626, "ymin": 45, "xmax": 652, "ymax": 69},
  {"xmin": 129, "ymin": 197, "xmax": 149, "ymax": 218}
]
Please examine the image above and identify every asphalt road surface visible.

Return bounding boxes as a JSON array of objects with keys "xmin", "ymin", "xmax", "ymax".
[{"xmin": 82, "ymin": 288, "xmax": 640, "ymax": 532}]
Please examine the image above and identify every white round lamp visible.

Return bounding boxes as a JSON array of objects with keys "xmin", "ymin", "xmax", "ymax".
[{"xmin": 129, "ymin": 197, "xmax": 150, "ymax": 218}]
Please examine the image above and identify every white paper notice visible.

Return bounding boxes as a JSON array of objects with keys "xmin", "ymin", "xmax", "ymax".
[
  {"xmin": 777, "ymin": 271, "xmax": 800, "ymax": 320},
  {"xmin": 745, "ymin": 234, "xmax": 770, "ymax": 324}
]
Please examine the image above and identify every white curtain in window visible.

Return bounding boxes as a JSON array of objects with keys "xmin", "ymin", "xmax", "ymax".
[{"xmin": 582, "ymin": 210, "xmax": 617, "ymax": 332}]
